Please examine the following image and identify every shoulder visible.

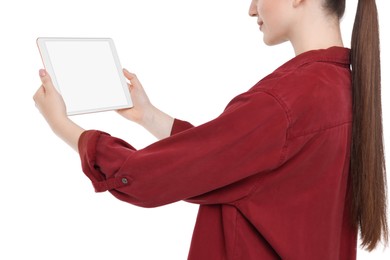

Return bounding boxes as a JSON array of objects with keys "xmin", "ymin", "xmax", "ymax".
[{"xmin": 249, "ymin": 60, "xmax": 352, "ymax": 138}]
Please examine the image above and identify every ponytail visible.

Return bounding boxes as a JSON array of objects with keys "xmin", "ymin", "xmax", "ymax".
[{"xmin": 350, "ymin": 0, "xmax": 388, "ymax": 251}]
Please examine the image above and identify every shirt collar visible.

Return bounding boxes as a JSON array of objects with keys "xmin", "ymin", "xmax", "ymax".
[{"xmin": 274, "ymin": 46, "xmax": 350, "ymax": 72}]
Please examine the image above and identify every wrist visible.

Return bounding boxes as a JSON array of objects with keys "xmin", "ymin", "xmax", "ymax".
[
  {"xmin": 138, "ymin": 105, "xmax": 158, "ymax": 128},
  {"xmin": 50, "ymin": 117, "xmax": 85, "ymax": 152},
  {"xmin": 50, "ymin": 116, "xmax": 71, "ymax": 135},
  {"xmin": 141, "ymin": 106, "xmax": 174, "ymax": 140}
]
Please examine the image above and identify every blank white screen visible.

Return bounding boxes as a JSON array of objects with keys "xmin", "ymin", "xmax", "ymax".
[{"xmin": 45, "ymin": 40, "xmax": 128, "ymax": 114}]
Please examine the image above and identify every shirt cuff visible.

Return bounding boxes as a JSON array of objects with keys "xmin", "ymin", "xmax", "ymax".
[{"xmin": 78, "ymin": 130, "xmax": 130, "ymax": 193}]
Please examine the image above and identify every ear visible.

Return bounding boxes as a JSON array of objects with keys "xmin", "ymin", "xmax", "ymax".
[{"xmin": 292, "ymin": 0, "xmax": 305, "ymax": 8}]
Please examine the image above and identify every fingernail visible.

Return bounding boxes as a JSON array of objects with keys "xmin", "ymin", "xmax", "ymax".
[{"xmin": 39, "ymin": 69, "xmax": 46, "ymax": 77}]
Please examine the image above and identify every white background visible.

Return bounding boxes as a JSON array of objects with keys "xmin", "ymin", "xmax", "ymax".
[{"xmin": 0, "ymin": 0, "xmax": 389, "ymax": 259}]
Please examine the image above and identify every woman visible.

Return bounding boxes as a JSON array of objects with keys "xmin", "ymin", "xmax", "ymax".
[{"xmin": 33, "ymin": 0, "xmax": 387, "ymax": 259}]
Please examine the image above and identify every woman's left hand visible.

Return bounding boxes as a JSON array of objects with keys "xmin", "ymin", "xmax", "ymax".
[
  {"xmin": 33, "ymin": 69, "xmax": 68, "ymax": 131},
  {"xmin": 33, "ymin": 69, "xmax": 84, "ymax": 152}
]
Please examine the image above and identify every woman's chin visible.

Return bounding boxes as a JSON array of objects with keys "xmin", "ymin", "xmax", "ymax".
[{"xmin": 263, "ymin": 35, "xmax": 288, "ymax": 46}]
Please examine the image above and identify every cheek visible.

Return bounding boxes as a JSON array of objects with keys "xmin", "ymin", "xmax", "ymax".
[
  {"xmin": 263, "ymin": 18, "xmax": 290, "ymax": 45},
  {"xmin": 258, "ymin": 2, "xmax": 277, "ymax": 29},
  {"xmin": 261, "ymin": 6, "xmax": 291, "ymax": 45}
]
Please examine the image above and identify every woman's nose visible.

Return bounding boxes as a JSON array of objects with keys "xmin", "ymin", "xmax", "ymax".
[{"xmin": 248, "ymin": 0, "xmax": 258, "ymax": 17}]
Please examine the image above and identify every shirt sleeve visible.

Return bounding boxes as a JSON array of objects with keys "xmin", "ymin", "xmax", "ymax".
[{"xmin": 78, "ymin": 91, "xmax": 288, "ymax": 208}]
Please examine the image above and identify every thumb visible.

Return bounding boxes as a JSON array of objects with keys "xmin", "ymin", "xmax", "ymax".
[{"xmin": 39, "ymin": 69, "xmax": 56, "ymax": 92}]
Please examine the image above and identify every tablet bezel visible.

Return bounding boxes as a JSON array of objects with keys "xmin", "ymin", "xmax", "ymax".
[{"xmin": 37, "ymin": 37, "xmax": 133, "ymax": 115}]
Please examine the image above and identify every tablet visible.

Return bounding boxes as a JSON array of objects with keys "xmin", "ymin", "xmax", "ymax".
[{"xmin": 37, "ymin": 37, "xmax": 133, "ymax": 115}]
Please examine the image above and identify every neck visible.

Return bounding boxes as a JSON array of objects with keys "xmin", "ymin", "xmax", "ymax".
[{"xmin": 289, "ymin": 9, "xmax": 344, "ymax": 55}]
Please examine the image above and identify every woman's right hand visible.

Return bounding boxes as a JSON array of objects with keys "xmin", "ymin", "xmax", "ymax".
[
  {"xmin": 117, "ymin": 68, "xmax": 153, "ymax": 125},
  {"xmin": 118, "ymin": 68, "xmax": 174, "ymax": 139}
]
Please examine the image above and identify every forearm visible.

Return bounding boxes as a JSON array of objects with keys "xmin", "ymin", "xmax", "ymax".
[
  {"xmin": 140, "ymin": 106, "xmax": 174, "ymax": 140},
  {"xmin": 51, "ymin": 119, "xmax": 85, "ymax": 153}
]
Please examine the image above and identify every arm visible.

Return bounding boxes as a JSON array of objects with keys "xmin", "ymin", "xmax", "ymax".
[{"xmin": 34, "ymin": 69, "xmax": 288, "ymax": 207}]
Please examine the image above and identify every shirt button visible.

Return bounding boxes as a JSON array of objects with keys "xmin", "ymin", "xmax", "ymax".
[{"xmin": 121, "ymin": 178, "xmax": 128, "ymax": 184}]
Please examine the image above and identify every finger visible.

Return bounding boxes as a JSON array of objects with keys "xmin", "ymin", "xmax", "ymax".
[
  {"xmin": 123, "ymin": 68, "xmax": 142, "ymax": 88},
  {"xmin": 39, "ymin": 69, "xmax": 56, "ymax": 93}
]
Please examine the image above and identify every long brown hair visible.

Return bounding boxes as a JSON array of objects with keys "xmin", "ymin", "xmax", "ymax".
[{"xmin": 325, "ymin": 0, "xmax": 388, "ymax": 251}]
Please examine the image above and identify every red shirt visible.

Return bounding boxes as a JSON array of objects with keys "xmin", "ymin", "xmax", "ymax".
[{"xmin": 78, "ymin": 47, "xmax": 357, "ymax": 259}]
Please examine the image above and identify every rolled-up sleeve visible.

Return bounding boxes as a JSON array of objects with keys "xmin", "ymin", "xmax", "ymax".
[{"xmin": 78, "ymin": 91, "xmax": 288, "ymax": 208}]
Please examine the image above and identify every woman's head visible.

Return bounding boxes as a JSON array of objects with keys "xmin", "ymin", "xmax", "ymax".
[{"xmin": 248, "ymin": 0, "xmax": 344, "ymax": 53}]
